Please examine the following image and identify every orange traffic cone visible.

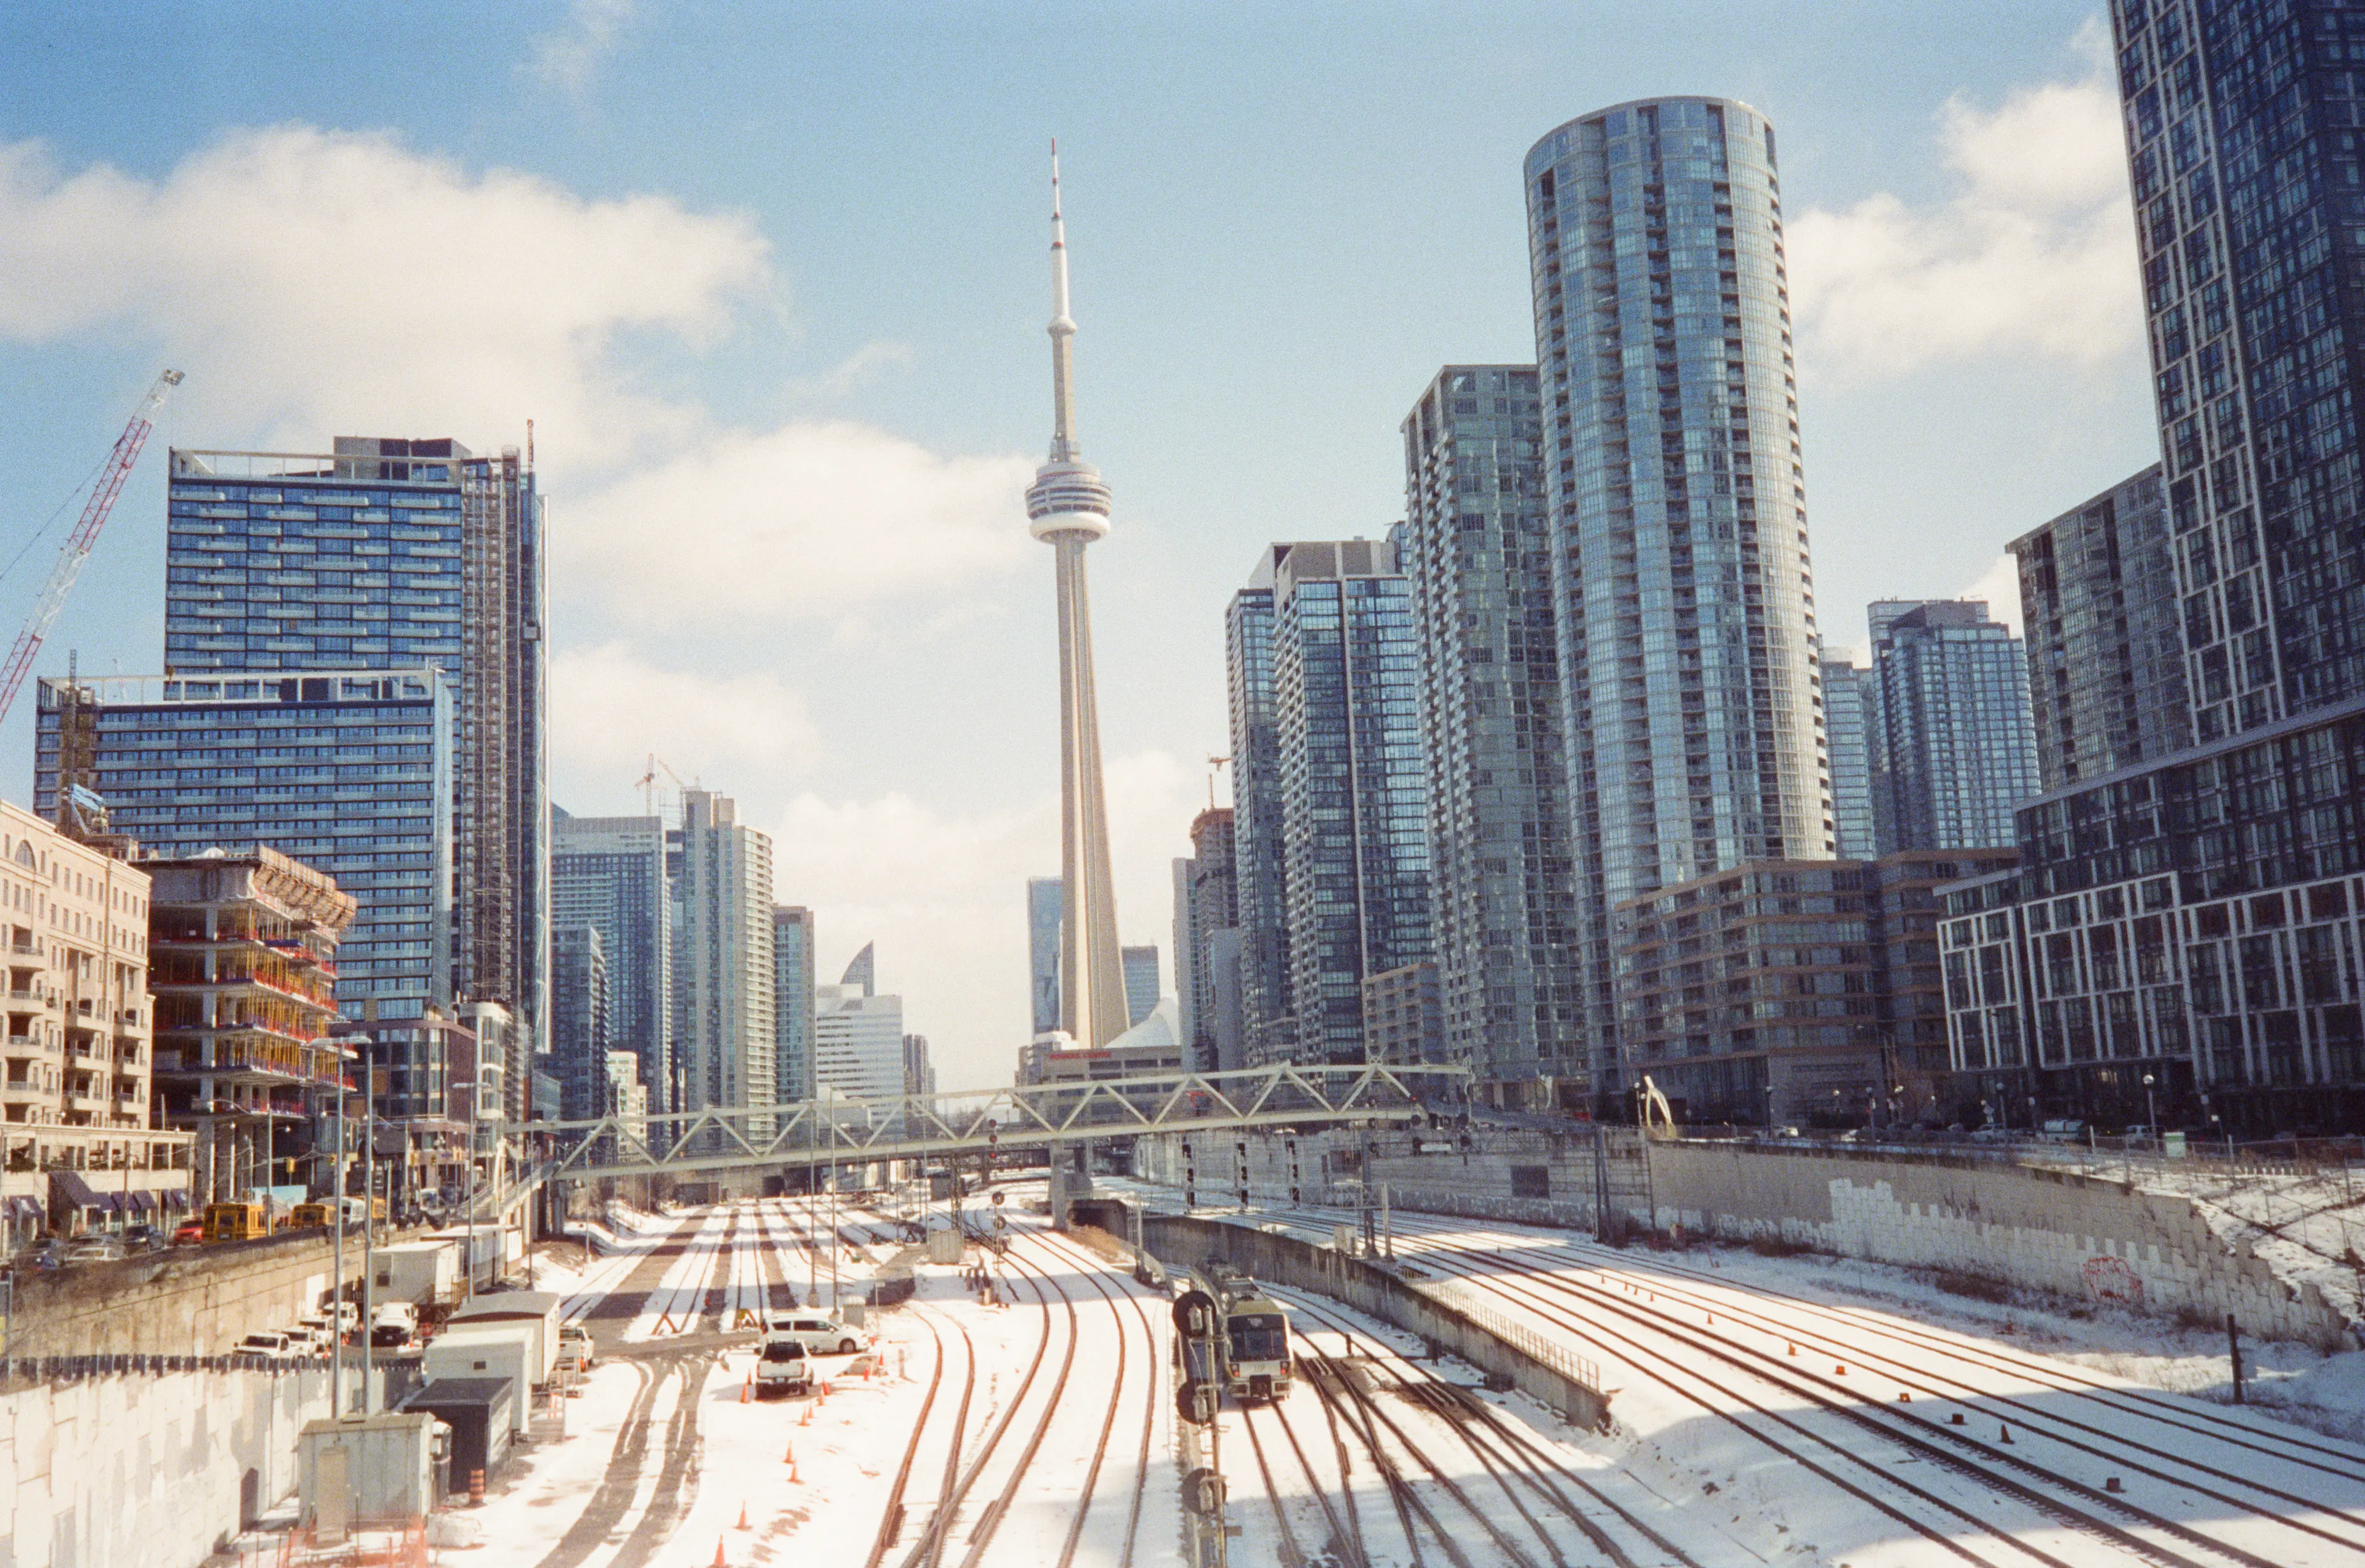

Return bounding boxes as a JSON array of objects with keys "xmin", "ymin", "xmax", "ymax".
[
  {"xmin": 740, "ymin": 1374, "xmax": 751, "ymax": 1404},
  {"xmin": 712, "ymin": 1538, "xmax": 727, "ymax": 1567},
  {"xmin": 799, "ymin": 1402, "xmax": 812, "ymax": 1426},
  {"xmin": 1835, "ymin": 1364, "xmax": 1848, "ymax": 1376},
  {"xmin": 737, "ymin": 1502, "xmax": 750, "ymax": 1530},
  {"xmin": 1787, "ymin": 1343, "xmax": 1797, "ymax": 1356},
  {"xmin": 783, "ymin": 1442, "xmax": 795, "ymax": 1464},
  {"xmin": 787, "ymin": 1454, "xmax": 799, "ymax": 1483}
]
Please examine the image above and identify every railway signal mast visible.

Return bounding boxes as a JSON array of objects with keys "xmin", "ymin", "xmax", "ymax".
[{"xmin": 0, "ymin": 368, "xmax": 184, "ymax": 723}]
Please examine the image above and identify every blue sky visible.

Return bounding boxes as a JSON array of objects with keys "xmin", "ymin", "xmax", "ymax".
[{"xmin": 0, "ymin": 2, "xmax": 2160, "ymax": 1088}]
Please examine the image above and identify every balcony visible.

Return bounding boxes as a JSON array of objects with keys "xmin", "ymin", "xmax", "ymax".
[
  {"xmin": 0, "ymin": 1081, "xmax": 45, "ymax": 1107},
  {"xmin": 9, "ymin": 941, "xmax": 40, "ymax": 958}
]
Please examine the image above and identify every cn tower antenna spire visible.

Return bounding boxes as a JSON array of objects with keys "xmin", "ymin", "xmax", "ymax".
[{"xmin": 1048, "ymin": 139, "xmax": 1079, "ymax": 464}]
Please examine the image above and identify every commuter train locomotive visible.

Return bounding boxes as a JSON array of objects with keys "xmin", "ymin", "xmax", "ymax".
[{"xmin": 1186, "ymin": 1262, "xmax": 1295, "ymax": 1402}]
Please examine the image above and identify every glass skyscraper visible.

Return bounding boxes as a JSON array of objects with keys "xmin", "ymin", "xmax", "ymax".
[
  {"xmin": 1400, "ymin": 365, "xmax": 1582, "ymax": 1085},
  {"xmin": 1025, "ymin": 876, "xmax": 1062, "ymax": 1037},
  {"xmin": 163, "ymin": 438, "xmax": 548, "ymax": 1047},
  {"xmin": 2011, "ymin": 465, "xmax": 2191, "ymax": 790},
  {"xmin": 34, "ymin": 671, "xmax": 452, "ymax": 1021},
  {"xmin": 1225, "ymin": 564, "xmax": 1293, "ymax": 1065},
  {"xmin": 1237, "ymin": 538, "xmax": 1433, "ymax": 1066},
  {"xmin": 1870, "ymin": 601, "xmax": 2042, "ymax": 851},
  {"xmin": 2113, "ymin": 0, "xmax": 2365, "ymax": 737},
  {"xmin": 551, "ymin": 810, "xmax": 673, "ymax": 1111},
  {"xmin": 773, "ymin": 905, "xmax": 815, "ymax": 1102},
  {"xmin": 1821, "ymin": 655, "xmax": 1878, "ymax": 859},
  {"xmin": 1526, "ymin": 98, "xmax": 1835, "ymax": 1094},
  {"xmin": 668, "ymin": 790, "xmax": 775, "ymax": 1124}
]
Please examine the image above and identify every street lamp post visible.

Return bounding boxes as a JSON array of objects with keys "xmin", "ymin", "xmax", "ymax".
[{"xmin": 2143, "ymin": 1072, "xmax": 2159, "ymax": 1139}]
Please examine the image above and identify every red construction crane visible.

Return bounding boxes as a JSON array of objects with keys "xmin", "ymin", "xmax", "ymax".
[{"xmin": 0, "ymin": 368, "xmax": 184, "ymax": 723}]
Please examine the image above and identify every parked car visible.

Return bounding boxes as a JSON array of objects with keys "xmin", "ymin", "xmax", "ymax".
[
  {"xmin": 768, "ymin": 1312, "xmax": 868, "ymax": 1357},
  {"xmin": 62, "ymin": 1237, "xmax": 126, "ymax": 1266},
  {"xmin": 236, "ymin": 1331, "xmax": 303, "ymax": 1363},
  {"xmin": 171, "ymin": 1219, "xmax": 206, "ymax": 1245},
  {"xmin": 280, "ymin": 1324, "xmax": 328, "ymax": 1355},
  {"xmin": 14, "ymin": 1237, "xmax": 63, "ymax": 1271},
  {"xmin": 754, "ymin": 1335, "xmax": 811, "ymax": 1398},
  {"xmin": 116, "ymin": 1222, "xmax": 164, "ymax": 1252}
]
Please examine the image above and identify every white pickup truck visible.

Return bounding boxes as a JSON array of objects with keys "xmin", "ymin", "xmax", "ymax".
[{"xmin": 754, "ymin": 1335, "xmax": 812, "ymax": 1398}]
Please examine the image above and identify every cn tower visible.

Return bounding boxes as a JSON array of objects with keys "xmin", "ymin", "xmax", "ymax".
[{"xmin": 1027, "ymin": 142, "xmax": 1130, "ymax": 1051}]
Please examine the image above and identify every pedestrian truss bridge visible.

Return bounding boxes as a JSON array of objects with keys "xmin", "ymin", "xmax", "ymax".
[{"xmin": 519, "ymin": 1062, "xmax": 1473, "ymax": 1180}]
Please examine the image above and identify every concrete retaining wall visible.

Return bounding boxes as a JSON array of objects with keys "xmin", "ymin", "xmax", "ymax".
[
  {"xmin": 0, "ymin": 1365, "xmax": 333, "ymax": 1567},
  {"xmin": 1141, "ymin": 1212, "xmax": 1610, "ymax": 1430},
  {"xmin": 1134, "ymin": 1130, "xmax": 2351, "ymax": 1349},
  {"xmin": 9, "ymin": 1234, "xmax": 363, "ymax": 1358}
]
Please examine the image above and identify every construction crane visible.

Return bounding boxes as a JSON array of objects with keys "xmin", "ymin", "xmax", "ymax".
[
  {"xmin": 631, "ymin": 752, "xmax": 695, "ymax": 823},
  {"xmin": 0, "ymin": 369, "xmax": 184, "ymax": 723}
]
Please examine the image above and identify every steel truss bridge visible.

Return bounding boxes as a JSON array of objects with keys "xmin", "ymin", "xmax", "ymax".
[{"xmin": 515, "ymin": 1064, "xmax": 1473, "ymax": 1181}]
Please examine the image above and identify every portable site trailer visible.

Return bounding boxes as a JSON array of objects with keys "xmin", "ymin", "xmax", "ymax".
[
  {"xmin": 371, "ymin": 1240, "xmax": 460, "ymax": 1307},
  {"xmin": 297, "ymin": 1412, "xmax": 444, "ymax": 1532},
  {"xmin": 421, "ymin": 1327, "xmax": 535, "ymax": 1434},
  {"xmin": 445, "ymin": 1291, "xmax": 561, "ymax": 1384}
]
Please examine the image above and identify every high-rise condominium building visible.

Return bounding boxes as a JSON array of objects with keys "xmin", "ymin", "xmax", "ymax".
[
  {"xmin": 2113, "ymin": 2, "xmax": 2365, "ymax": 736},
  {"xmin": 1172, "ymin": 807, "xmax": 1240, "ymax": 1073},
  {"xmin": 1401, "ymin": 364, "xmax": 1580, "ymax": 1085},
  {"xmin": 1821, "ymin": 656, "xmax": 1878, "ymax": 859},
  {"xmin": 162, "ymin": 439, "xmax": 548, "ymax": 1047},
  {"xmin": 902, "ymin": 1033, "xmax": 936, "ymax": 1097},
  {"xmin": 1121, "ymin": 944, "xmax": 1159, "ymax": 1028},
  {"xmin": 669, "ymin": 790, "xmax": 775, "ymax": 1123},
  {"xmin": 1025, "ymin": 877, "xmax": 1062, "ymax": 1037},
  {"xmin": 549, "ymin": 924, "xmax": 610, "ymax": 1121},
  {"xmin": 1870, "ymin": 601, "xmax": 2041, "ymax": 851},
  {"xmin": 1526, "ymin": 98, "xmax": 1835, "ymax": 1096},
  {"xmin": 551, "ymin": 809, "xmax": 672, "ymax": 1110},
  {"xmin": 37, "ymin": 672, "xmax": 453, "ymax": 1024},
  {"xmin": 813, "ymin": 982, "xmax": 904, "ymax": 1102},
  {"xmin": 1226, "ymin": 567, "xmax": 1292, "ymax": 1064},
  {"xmin": 2011, "ymin": 465, "xmax": 2189, "ymax": 790},
  {"xmin": 1229, "ymin": 538, "xmax": 1432, "ymax": 1065},
  {"xmin": 774, "ymin": 906, "xmax": 815, "ymax": 1102}
]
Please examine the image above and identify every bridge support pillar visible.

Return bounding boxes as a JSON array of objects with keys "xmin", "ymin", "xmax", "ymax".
[{"xmin": 1048, "ymin": 1154, "xmax": 1069, "ymax": 1231}]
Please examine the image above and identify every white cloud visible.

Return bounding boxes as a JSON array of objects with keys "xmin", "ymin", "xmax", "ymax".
[
  {"xmin": 1787, "ymin": 22, "xmax": 2142, "ymax": 379},
  {"xmin": 1962, "ymin": 553, "xmax": 2026, "ymax": 636},
  {"xmin": 552, "ymin": 641, "xmax": 819, "ymax": 783},
  {"xmin": 524, "ymin": 0, "xmax": 637, "ymax": 94},
  {"xmin": 556, "ymin": 420, "xmax": 1037, "ymax": 626},
  {"xmin": 0, "ymin": 125, "xmax": 770, "ymax": 470}
]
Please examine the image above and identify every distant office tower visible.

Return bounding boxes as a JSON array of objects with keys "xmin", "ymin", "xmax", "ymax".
[
  {"xmin": 550, "ymin": 924, "xmax": 610, "ymax": 1121},
  {"xmin": 902, "ymin": 1033, "xmax": 936, "ymax": 1097},
  {"xmin": 1526, "ymin": 98, "xmax": 1835, "ymax": 1096},
  {"xmin": 1230, "ymin": 539, "xmax": 1433, "ymax": 1065},
  {"xmin": 1821, "ymin": 656, "xmax": 1879, "ymax": 859},
  {"xmin": 668, "ymin": 790, "xmax": 775, "ymax": 1122},
  {"xmin": 1401, "ymin": 364, "xmax": 1581, "ymax": 1085},
  {"xmin": 552, "ymin": 809, "xmax": 673, "ymax": 1110},
  {"xmin": 1870, "ymin": 601, "xmax": 2040, "ymax": 851},
  {"xmin": 841, "ymin": 942, "xmax": 875, "ymax": 998},
  {"xmin": 773, "ymin": 906, "xmax": 816, "ymax": 1102},
  {"xmin": 164, "ymin": 438, "xmax": 547, "ymax": 1048},
  {"xmin": 813, "ymin": 982, "xmax": 905, "ymax": 1101},
  {"xmin": 1025, "ymin": 877, "xmax": 1063, "ymax": 1035},
  {"xmin": 2011, "ymin": 466, "xmax": 2189, "ymax": 789},
  {"xmin": 1173, "ymin": 807, "xmax": 1241, "ymax": 1072},
  {"xmin": 1226, "ymin": 568, "xmax": 1292, "ymax": 1064},
  {"xmin": 2112, "ymin": 4, "xmax": 2365, "ymax": 735},
  {"xmin": 1121, "ymin": 945, "xmax": 1160, "ymax": 1027},
  {"xmin": 38, "ymin": 672, "xmax": 453, "ymax": 1022}
]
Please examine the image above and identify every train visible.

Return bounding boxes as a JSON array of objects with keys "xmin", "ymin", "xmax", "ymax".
[{"xmin": 1185, "ymin": 1262, "xmax": 1295, "ymax": 1402}]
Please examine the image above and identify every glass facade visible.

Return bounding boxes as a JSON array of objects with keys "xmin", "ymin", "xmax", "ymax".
[
  {"xmin": 549, "ymin": 924, "xmax": 609, "ymax": 1120},
  {"xmin": 774, "ymin": 905, "xmax": 815, "ymax": 1102},
  {"xmin": 165, "ymin": 438, "xmax": 546, "ymax": 1050},
  {"xmin": 1226, "ymin": 567, "xmax": 1294, "ymax": 1064},
  {"xmin": 668, "ymin": 790, "xmax": 775, "ymax": 1125},
  {"xmin": 1526, "ymin": 97, "xmax": 1835, "ymax": 1096},
  {"xmin": 2113, "ymin": 0, "xmax": 2365, "ymax": 736},
  {"xmin": 1268, "ymin": 538, "xmax": 1432, "ymax": 1065},
  {"xmin": 552, "ymin": 811, "xmax": 673, "ymax": 1111},
  {"xmin": 2011, "ymin": 464, "xmax": 2191, "ymax": 789},
  {"xmin": 1870, "ymin": 600, "xmax": 2042, "ymax": 851},
  {"xmin": 1026, "ymin": 876, "xmax": 1062, "ymax": 1037},
  {"xmin": 1121, "ymin": 943, "xmax": 1160, "ymax": 1027},
  {"xmin": 1821, "ymin": 657, "xmax": 1878, "ymax": 858},
  {"xmin": 33, "ymin": 671, "xmax": 452, "ymax": 1023}
]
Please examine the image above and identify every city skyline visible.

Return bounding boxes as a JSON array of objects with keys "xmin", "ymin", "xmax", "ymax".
[{"xmin": 0, "ymin": 6, "xmax": 2161, "ymax": 1090}]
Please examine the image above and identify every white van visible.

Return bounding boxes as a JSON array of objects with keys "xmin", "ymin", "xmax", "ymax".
[{"xmin": 770, "ymin": 1312, "xmax": 867, "ymax": 1356}]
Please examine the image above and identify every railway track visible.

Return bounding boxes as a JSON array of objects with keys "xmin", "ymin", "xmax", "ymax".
[{"xmin": 1269, "ymin": 1202, "xmax": 2365, "ymax": 1566}]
